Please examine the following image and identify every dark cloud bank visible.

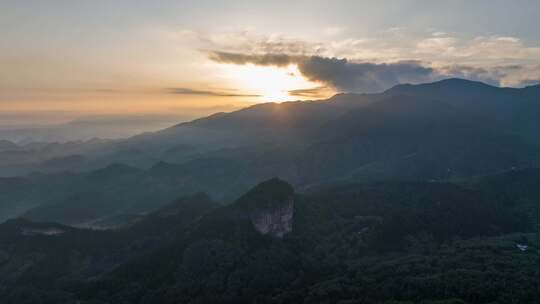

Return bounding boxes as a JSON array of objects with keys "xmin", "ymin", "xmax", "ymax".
[{"xmin": 208, "ymin": 50, "xmax": 519, "ymax": 93}]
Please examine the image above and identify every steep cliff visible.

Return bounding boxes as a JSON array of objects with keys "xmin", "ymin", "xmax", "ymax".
[
  {"xmin": 234, "ymin": 178, "xmax": 295, "ymax": 238},
  {"xmin": 249, "ymin": 195, "xmax": 294, "ymax": 238}
]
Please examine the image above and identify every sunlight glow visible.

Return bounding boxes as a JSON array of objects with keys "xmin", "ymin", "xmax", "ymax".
[{"xmin": 219, "ymin": 64, "xmax": 326, "ymax": 102}]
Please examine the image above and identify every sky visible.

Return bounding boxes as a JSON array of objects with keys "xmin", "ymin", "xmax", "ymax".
[{"xmin": 2, "ymin": 0, "xmax": 540, "ymax": 126}]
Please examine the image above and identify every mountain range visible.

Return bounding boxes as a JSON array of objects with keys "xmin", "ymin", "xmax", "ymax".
[
  {"xmin": 2, "ymin": 78, "xmax": 540, "ymax": 225},
  {"xmin": 2, "ymin": 78, "xmax": 540, "ymax": 303}
]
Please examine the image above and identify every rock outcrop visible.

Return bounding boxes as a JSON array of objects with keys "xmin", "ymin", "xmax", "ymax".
[
  {"xmin": 250, "ymin": 196, "xmax": 294, "ymax": 238},
  {"xmin": 233, "ymin": 178, "xmax": 295, "ymax": 238}
]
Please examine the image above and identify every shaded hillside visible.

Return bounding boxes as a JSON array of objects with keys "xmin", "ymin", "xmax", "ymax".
[
  {"xmin": 3, "ymin": 78, "xmax": 540, "ymax": 179},
  {"xmin": 2, "ymin": 173, "xmax": 540, "ymax": 303},
  {"xmin": 386, "ymin": 78, "xmax": 540, "ymax": 141},
  {"xmin": 78, "ymin": 178, "xmax": 532, "ymax": 304},
  {"xmin": 19, "ymin": 163, "xmax": 228, "ymax": 225},
  {"xmin": 66, "ymin": 78, "xmax": 540, "ymax": 167},
  {"xmin": 3, "ymin": 78, "xmax": 540, "ymax": 226},
  {"xmin": 298, "ymin": 94, "xmax": 539, "ymax": 184},
  {"xmin": 473, "ymin": 168, "xmax": 540, "ymax": 230},
  {"xmin": 0, "ymin": 192, "xmax": 218, "ymax": 301}
]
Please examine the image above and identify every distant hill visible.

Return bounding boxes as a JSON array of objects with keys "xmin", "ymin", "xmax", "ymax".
[
  {"xmin": 2, "ymin": 78, "xmax": 540, "ymax": 225},
  {"xmin": 0, "ymin": 140, "xmax": 17, "ymax": 151},
  {"xmin": 385, "ymin": 78, "xmax": 540, "ymax": 140},
  {"xmin": 298, "ymin": 94, "xmax": 539, "ymax": 184}
]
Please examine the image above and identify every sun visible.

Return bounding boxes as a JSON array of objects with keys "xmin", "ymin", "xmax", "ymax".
[{"xmin": 218, "ymin": 64, "xmax": 324, "ymax": 102}]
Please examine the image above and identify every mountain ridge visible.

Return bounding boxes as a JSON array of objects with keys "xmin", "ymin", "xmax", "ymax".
[{"xmin": 3, "ymin": 78, "xmax": 540, "ymax": 225}]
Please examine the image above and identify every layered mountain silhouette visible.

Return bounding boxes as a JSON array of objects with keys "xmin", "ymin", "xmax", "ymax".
[{"xmin": 1, "ymin": 78, "xmax": 540, "ymax": 225}]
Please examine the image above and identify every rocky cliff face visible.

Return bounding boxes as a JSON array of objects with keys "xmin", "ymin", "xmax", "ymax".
[
  {"xmin": 231, "ymin": 178, "xmax": 295, "ymax": 238},
  {"xmin": 249, "ymin": 196, "xmax": 294, "ymax": 238}
]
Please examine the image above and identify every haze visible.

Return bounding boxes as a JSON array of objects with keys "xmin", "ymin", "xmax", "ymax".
[{"xmin": 2, "ymin": 0, "xmax": 540, "ymax": 137}]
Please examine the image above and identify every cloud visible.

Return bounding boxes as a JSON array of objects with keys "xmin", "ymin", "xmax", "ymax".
[
  {"xmin": 208, "ymin": 51, "xmax": 296, "ymax": 67},
  {"xmin": 415, "ymin": 35, "xmax": 540, "ymax": 64},
  {"xmin": 200, "ymin": 30, "xmax": 326, "ymax": 56},
  {"xmin": 323, "ymin": 26, "xmax": 346, "ymax": 36},
  {"xmin": 288, "ymin": 86, "xmax": 332, "ymax": 98},
  {"xmin": 466, "ymin": 64, "xmax": 540, "ymax": 87},
  {"xmin": 431, "ymin": 31, "xmax": 449, "ymax": 37},
  {"xmin": 297, "ymin": 57, "xmax": 434, "ymax": 93},
  {"xmin": 518, "ymin": 79, "xmax": 540, "ymax": 87},
  {"xmin": 416, "ymin": 37, "xmax": 457, "ymax": 55},
  {"xmin": 192, "ymin": 29, "xmax": 540, "ymax": 91},
  {"xmin": 460, "ymin": 36, "xmax": 540, "ymax": 61},
  {"xmin": 208, "ymin": 51, "xmax": 435, "ymax": 93},
  {"xmin": 168, "ymin": 87, "xmax": 261, "ymax": 97},
  {"xmin": 434, "ymin": 65, "xmax": 505, "ymax": 86}
]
